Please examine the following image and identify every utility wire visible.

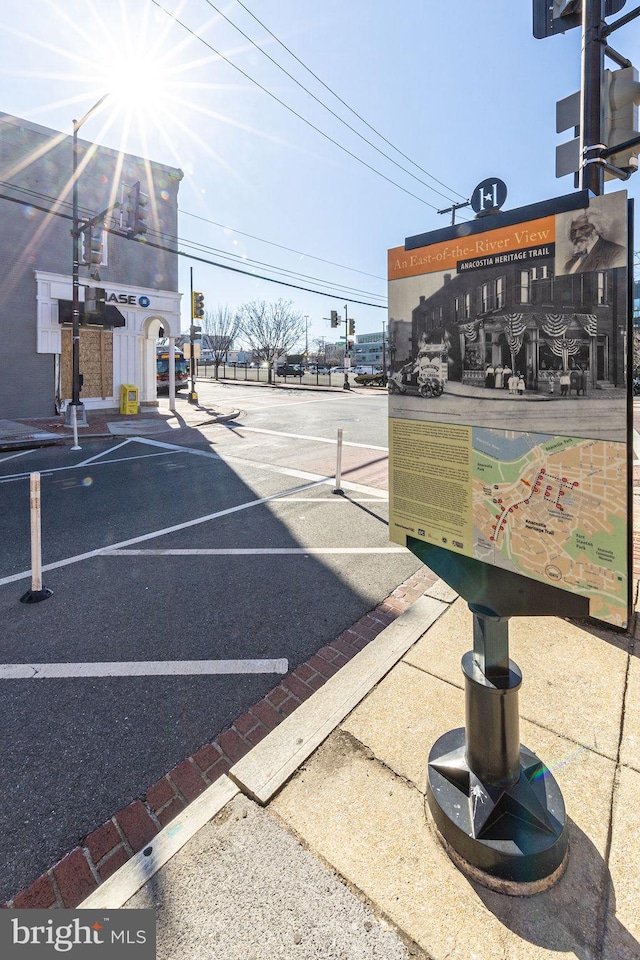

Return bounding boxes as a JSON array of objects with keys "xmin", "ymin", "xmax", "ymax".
[
  {"xmin": 159, "ymin": 229, "xmax": 386, "ymax": 299},
  {"xmin": 180, "ymin": 210, "xmax": 385, "ymax": 280},
  {"xmin": 150, "ymin": 0, "xmax": 440, "ymax": 210},
  {"xmin": 201, "ymin": 0, "xmax": 461, "ymax": 205},
  {"xmin": 234, "ymin": 0, "xmax": 467, "ymax": 202},
  {"xmin": 0, "ymin": 190, "xmax": 388, "ymax": 307},
  {"xmin": 1, "ymin": 179, "xmax": 387, "ymax": 292}
]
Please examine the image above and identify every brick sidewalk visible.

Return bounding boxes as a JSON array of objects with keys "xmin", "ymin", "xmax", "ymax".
[{"xmin": 5, "ymin": 565, "xmax": 437, "ymax": 910}]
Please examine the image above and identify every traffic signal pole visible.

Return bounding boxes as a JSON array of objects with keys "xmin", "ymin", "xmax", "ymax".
[
  {"xmin": 580, "ymin": 0, "xmax": 606, "ymax": 195},
  {"xmin": 189, "ymin": 267, "xmax": 197, "ymax": 403},
  {"xmin": 343, "ymin": 305, "xmax": 350, "ymax": 390}
]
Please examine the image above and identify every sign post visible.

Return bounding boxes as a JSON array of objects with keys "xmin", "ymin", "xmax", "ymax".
[{"xmin": 388, "ymin": 186, "xmax": 632, "ymax": 889}]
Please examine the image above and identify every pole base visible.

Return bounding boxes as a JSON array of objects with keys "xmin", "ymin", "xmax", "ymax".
[
  {"xmin": 64, "ymin": 403, "xmax": 87, "ymax": 427},
  {"xmin": 425, "ymin": 728, "xmax": 568, "ymax": 890},
  {"xmin": 20, "ymin": 586, "xmax": 53, "ymax": 604}
]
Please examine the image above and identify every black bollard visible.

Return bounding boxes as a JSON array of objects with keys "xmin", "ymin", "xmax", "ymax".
[{"xmin": 425, "ymin": 603, "xmax": 568, "ymax": 892}]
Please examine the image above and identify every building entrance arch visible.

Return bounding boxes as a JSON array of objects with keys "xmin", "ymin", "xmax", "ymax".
[{"xmin": 141, "ymin": 314, "xmax": 172, "ymax": 402}]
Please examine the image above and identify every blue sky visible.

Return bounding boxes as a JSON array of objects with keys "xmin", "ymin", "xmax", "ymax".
[{"xmin": 1, "ymin": 0, "xmax": 639, "ymax": 348}]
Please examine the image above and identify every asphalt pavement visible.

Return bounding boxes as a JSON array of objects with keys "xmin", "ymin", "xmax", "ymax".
[{"xmin": 0, "ymin": 386, "xmax": 427, "ymax": 907}]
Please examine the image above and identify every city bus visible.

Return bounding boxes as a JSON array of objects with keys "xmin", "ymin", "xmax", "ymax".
[{"xmin": 156, "ymin": 346, "xmax": 189, "ymax": 391}]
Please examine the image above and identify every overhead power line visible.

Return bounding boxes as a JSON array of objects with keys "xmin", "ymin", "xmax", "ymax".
[
  {"xmin": 1, "ymin": 179, "xmax": 386, "ymax": 282},
  {"xmin": 180, "ymin": 210, "xmax": 385, "ymax": 280},
  {"xmin": 235, "ymin": 0, "xmax": 467, "ymax": 202},
  {"xmin": 201, "ymin": 0, "xmax": 462, "ymax": 205},
  {"xmin": 0, "ymin": 189, "xmax": 388, "ymax": 307},
  {"xmin": 150, "ymin": 0, "xmax": 441, "ymax": 210}
]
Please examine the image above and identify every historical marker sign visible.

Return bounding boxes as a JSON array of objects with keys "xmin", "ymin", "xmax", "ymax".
[{"xmin": 388, "ymin": 190, "xmax": 632, "ymax": 628}]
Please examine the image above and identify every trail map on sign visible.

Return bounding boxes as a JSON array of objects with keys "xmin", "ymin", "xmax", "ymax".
[{"xmin": 471, "ymin": 429, "xmax": 627, "ymax": 626}]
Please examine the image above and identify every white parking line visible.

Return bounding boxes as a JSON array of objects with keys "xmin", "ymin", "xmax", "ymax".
[
  {"xmin": 225, "ymin": 424, "xmax": 388, "ymax": 451},
  {"xmin": 0, "ymin": 449, "xmax": 182, "ymax": 484},
  {"xmin": 0, "ymin": 449, "xmax": 35, "ymax": 465},
  {"xmin": 0, "ymin": 478, "xmax": 327, "ymax": 587},
  {"xmin": 0, "ymin": 659, "xmax": 289, "ymax": 680}
]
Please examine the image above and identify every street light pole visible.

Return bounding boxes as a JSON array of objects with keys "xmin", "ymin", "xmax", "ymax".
[
  {"xmin": 382, "ymin": 320, "xmax": 387, "ymax": 377},
  {"xmin": 343, "ymin": 304, "xmax": 350, "ymax": 390},
  {"xmin": 66, "ymin": 94, "xmax": 109, "ymax": 427}
]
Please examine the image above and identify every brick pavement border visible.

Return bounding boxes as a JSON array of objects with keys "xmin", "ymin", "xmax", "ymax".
[{"xmin": 4, "ymin": 565, "xmax": 437, "ymax": 910}]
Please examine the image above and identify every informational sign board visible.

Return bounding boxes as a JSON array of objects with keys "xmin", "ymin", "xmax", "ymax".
[{"xmin": 388, "ymin": 190, "xmax": 632, "ymax": 628}]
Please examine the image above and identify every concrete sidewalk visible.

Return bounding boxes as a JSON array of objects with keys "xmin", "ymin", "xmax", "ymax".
[
  {"xmin": 0, "ymin": 400, "xmax": 242, "ymax": 450},
  {"xmin": 80, "ymin": 579, "xmax": 640, "ymax": 960}
]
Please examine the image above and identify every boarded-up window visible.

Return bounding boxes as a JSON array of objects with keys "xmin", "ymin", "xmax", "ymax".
[{"xmin": 61, "ymin": 329, "xmax": 113, "ymax": 400}]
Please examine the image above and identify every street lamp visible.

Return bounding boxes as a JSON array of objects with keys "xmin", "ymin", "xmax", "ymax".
[
  {"xmin": 66, "ymin": 94, "xmax": 109, "ymax": 427},
  {"xmin": 382, "ymin": 320, "xmax": 387, "ymax": 377}
]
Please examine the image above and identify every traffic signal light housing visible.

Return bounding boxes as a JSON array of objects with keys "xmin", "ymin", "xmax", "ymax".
[
  {"xmin": 533, "ymin": 0, "xmax": 625, "ymax": 39},
  {"xmin": 603, "ymin": 66, "xmax": 640, "ymax": 177},
  {"xmin": 192, "ymin": 291, "xmax": 205, "ymax": 319},
  {"xmin": 330, "ymin": 310, "xmax": 339, "ymax": 328},
  {"xmin": 84, "ymin": 286, "xmax": 106, "ymax": 318},
  {"xmin": 125, "ymin": 181, "xmax": 149, "ymax": 237},
  {"xmin": 81, "ymin": 220, "xmax": 104, "ymax": 265},
  {"xmin": 348, "ymin": 318, "xmax": 355, "ymax": 336}
]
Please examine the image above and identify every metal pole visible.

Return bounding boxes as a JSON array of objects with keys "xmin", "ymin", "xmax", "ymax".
[
  {"xmin": 382, "ymin": 320, "xmax": 387, "ymax": 377},
  {"xmin": 333, "ymin": 428, "xmax": 344, "ymax": 495},
  {"xmin": 66, "ymin": 94, "xmax": 109, "ymax": 427},
  {"xmin": 580, "ymin": 0, "xmax": 605, "ymax": 196},
  {"xmin": 343, "ymin": 305, "xmax": 350, "ymax": 390},
  {"xmin": 168, "ymin": 335, "xmax": 176, "ymax": 412},
  {"xmin": 189, "ymin": 267, "xmax": 196, "ymax": 402},
  {"xmin": 70, "ymin": 120, "xmax": 83, "ymax": 423}
]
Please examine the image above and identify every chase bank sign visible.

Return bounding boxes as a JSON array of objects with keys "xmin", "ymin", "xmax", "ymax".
[{"xmin": 106, "ymin": 292, "xmax": 151, "ymax": 308}]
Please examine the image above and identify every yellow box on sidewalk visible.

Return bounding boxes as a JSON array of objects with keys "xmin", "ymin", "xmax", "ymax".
[{"xmin": 119, "ymin": 384, "xmax": 139, "ymax": 415}]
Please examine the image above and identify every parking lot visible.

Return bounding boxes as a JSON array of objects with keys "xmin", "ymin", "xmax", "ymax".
[{"xmin": 0, "ymin": 386, "xmax": 422, "ymax": 902}]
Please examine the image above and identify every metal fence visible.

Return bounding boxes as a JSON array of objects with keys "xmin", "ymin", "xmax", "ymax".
[{"xmin": 194, "ymin": 362, "xmax": 382, "ymax": 386}]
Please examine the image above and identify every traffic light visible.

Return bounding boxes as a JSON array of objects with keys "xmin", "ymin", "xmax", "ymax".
[
  {"xmin": 347, "ymin": 339, "xmax": 354, "ymax": 351},
  {"xmin": 125, "ymin": 181, "xmax": 149, "ymax": 237},
  {"xmin": 603, "ymin": 66, "xmax": 640, "ymax": 176},
  {"xmin": 533, "ymin": 0, "xmax": 625, "ymax": 39},
  {"xmin": 330, "ymin": 310, "xmax": 339, "ymax": 328},
  {"xmin": 192, "ymin": 291, "xmax": 205, "ymax": 318},
  {"xmin": 81, "ymin": 220, "xmax": 104, "ymax": 265},
  {"xmin": 348, "ymin": 318, "xmax": 355, "ymax": 335},
  {"xmin": 84, "ymin": 286, "xmax": 106, "ymax": 317}
]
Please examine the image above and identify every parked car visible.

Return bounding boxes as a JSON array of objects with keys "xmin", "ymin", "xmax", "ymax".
[{"xmin": 276, "ymin": 364, "xmax": 303, "ymax": 377}]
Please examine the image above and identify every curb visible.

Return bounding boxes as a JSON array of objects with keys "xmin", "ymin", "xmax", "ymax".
[
  {"xmin": 4, "ymin": 565, "xmax": 438, "ymax": 910},
  {"xmin": 0, "ymin": 409, "xmax": 242, "ymax": 450},
  {"xmin": 79, "ymin": 579, "xmax": 457, "ymax": 909}
]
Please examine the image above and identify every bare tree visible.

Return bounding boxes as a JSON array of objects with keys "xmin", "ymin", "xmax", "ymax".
[
  {"xmin": 202, "ymin": 305, "xmax": 242, "ymax": 379},
  {"xmin": 237, "ymin": 299, "xmax": 305, "ymax": 382}
]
